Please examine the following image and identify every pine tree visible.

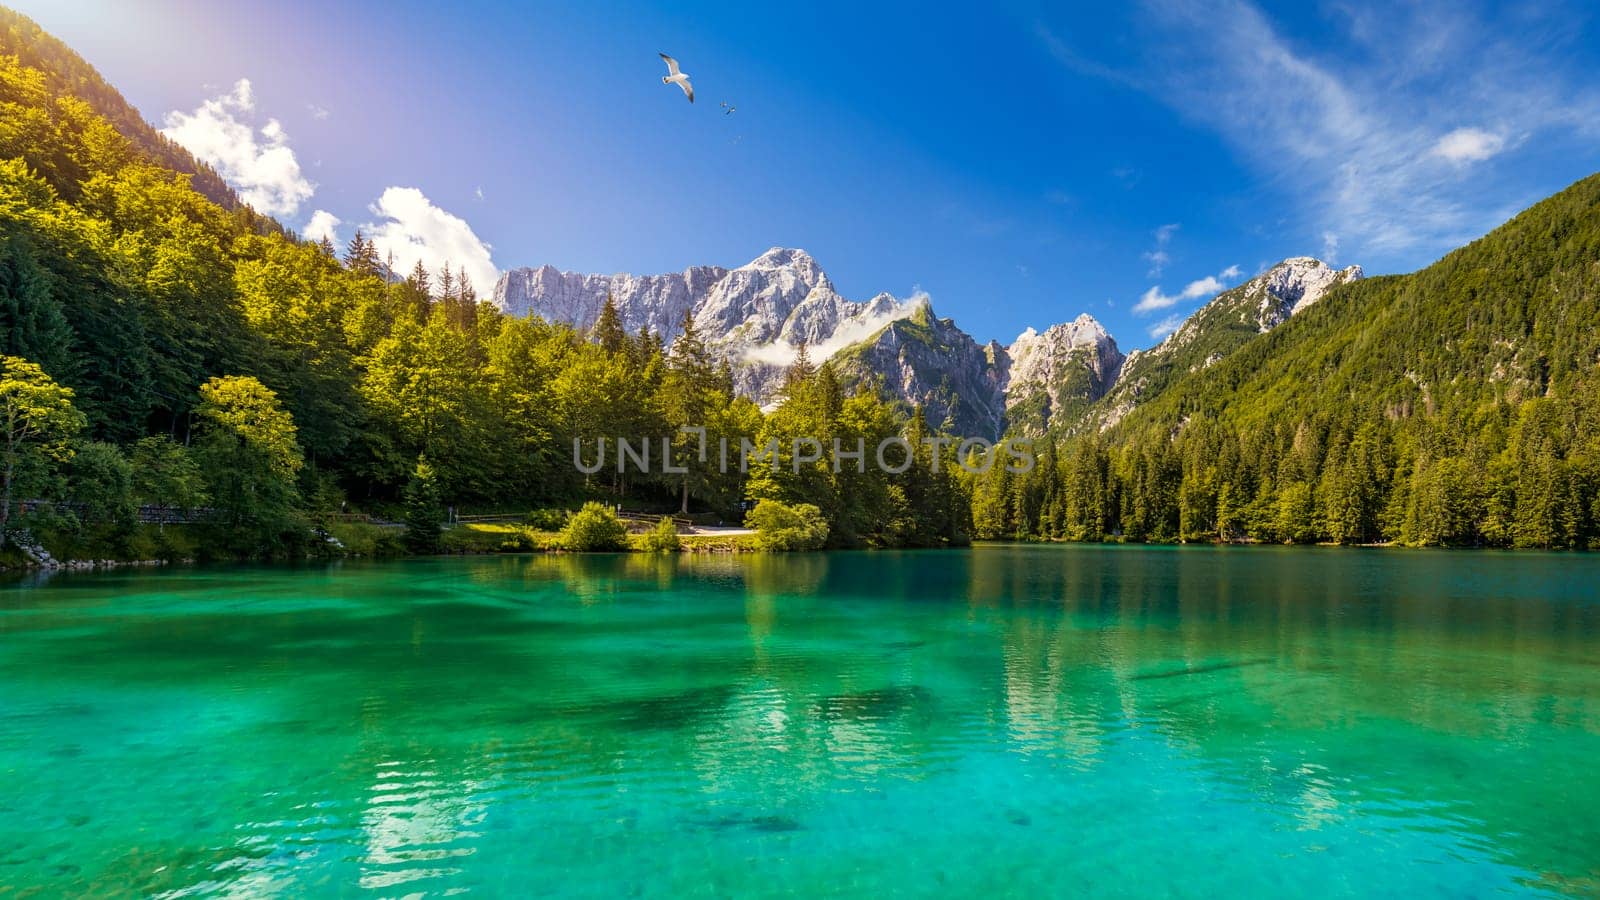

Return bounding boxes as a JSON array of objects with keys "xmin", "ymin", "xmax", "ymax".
[
  {"xmin": 403, "ymin": 454, "xmax": 443, "ymax": 553},
  {"xmin": 971, "ymin": 451, "xmax": 1015, "ymax": 540},
  {"xmin": 448, "ymin": 273, "xmax": 480, "ymax": 338},
  {"xmin": 664, "ymin": 309, "xmax": 717, "ymax": 513},
  {"xmin": 813, "ymin": 362, "xmax": 843, "ymax": 429},
  {"xmin": 402, "ymin": 260, "xmax": 433, "ymax": 319},
  {"xmin": 783, "ymin": 339, "xmax": 815, "ymax": 395},
  {"xmin": 593, "ymin": 292, "xmax": 627, "ymax": 356},
  {"xmin": 669, "ymin": 309, "xmax": 713, "ymax": 382},
  {"xmin": 343, "ymin": 229, "xmax": 382, "ymax": 276},
  {"xmin": 436, "ymin": 263, "xmax": 457, "ymax": 311},
  {"xmin": 1216, "ymin": 480, "xmax": 1242, "ymax": 541}
]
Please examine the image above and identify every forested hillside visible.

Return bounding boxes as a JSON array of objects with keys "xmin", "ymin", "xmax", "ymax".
[
  {"xmin": 0, "ymin": 8, "xmax": 239, "ymax": 208},
  {"xmin": 1087, "ymin": 258, "xmax": 1361, "ymax": 433},
  {"xmin": 969, "ymin": 174, "xmax": 1600, "ymax": 548},
  {"xmin": 0, "ymin": 18, "xmax": 970, "ymax": 559}
]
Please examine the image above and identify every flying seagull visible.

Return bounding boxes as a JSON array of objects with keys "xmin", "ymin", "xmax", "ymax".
[
  {"xmin": 659, "ymin": 52, "xmax": 693, "ymax": 103},
  {"xmin": 720, "ymin": 101, "xmax": 736, "ymax": 115}
]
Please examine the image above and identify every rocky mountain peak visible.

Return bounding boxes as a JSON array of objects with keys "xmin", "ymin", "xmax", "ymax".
[
  {"xmin": 1072, "ymin": 311, "xmax": 1110, "ymax": 333},
  {"xmin": 1001, "ymin": 313, "xmax": 1125, "ymax": 432},
  {"xmin": 748, "ymin": 246, "xmax": 817, "ymax": 270},
  {"xmin": 831, "ymin": 300, "xmax": 1008, "ymax": 439},
  {"xmin": 1248, "ymin": 257, "xmax": 1365, "ymax": 331}
]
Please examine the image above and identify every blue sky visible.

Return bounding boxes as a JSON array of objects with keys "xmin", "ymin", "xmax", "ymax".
[{"xmin": 14, "ymin": 0, "xmax": 1600, "ymax": 350}]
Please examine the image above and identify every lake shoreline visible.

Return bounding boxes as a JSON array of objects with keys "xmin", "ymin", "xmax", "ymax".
[{"xmin": 5, "ymin": 534, "xmax": 1581, "ymax": 576}]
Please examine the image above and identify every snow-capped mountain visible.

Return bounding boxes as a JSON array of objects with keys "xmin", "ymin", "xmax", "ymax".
[{"xmin": 492, "ymin": 248, "xmax": 918, "ymax": 402}]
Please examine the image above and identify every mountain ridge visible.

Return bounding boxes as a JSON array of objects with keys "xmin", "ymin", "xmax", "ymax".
[
  {"xmin": 491, "ymin": 248, "xmax": 1370, "ymax": 439},
  {"xmin": 1088, "ymin": 257, "xmax": 1364, "ymax": 433},
  {"xmin": 494, "ymin": 248, "xmax": 1141, "ymax": 437}
]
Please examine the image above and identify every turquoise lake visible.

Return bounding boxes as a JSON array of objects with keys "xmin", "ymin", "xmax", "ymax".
[{"xmin": 1, "ymin": 546, "xmax": 1598, "ymax": 897}]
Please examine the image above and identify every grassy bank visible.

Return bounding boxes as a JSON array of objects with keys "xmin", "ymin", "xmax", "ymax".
[
  {"xmin": 0, "ymin": 517, "xmax": 762, "ymax": 572},
  {"xmin": 441, "ymin": 522, "xmax": 757, "ymax": 555}
]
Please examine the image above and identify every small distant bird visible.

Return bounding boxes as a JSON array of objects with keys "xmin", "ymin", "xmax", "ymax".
[
  {"xmin": 720, "ymin": 102, "xmax": 736, "ymax": 116},
  {"xmin": 659, "ymin": 52, "xmax": 693, "ymax": 103}
]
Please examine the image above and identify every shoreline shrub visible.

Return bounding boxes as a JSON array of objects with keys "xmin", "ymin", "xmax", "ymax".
[
  {"xmin": 746, "ymin": 500, "xmax": 829, "ymax": 551},
  {"xmin": 640, "ymin": 516, "xmax": 681, "ymax": 552},
  {"xmin": 560, "ymin": 502, "xmax": 628, "ymax": 551}
]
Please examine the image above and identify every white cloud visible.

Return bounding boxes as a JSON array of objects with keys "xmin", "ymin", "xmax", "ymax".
[
  {"xmin": 1432, "ymin": 127, "xmax": 1505, "ymax": 163},
  {"xmin": 1133, "ymin": 264, "xmax": 1241, "ymax": 313},
  {"xmin": 1148, "ymin": 313, "xmax": 1187, "ymax": 340},
  {"xmin": 1134, "ymin": 286, "xmax": 1174, "ymax": 313},
  {"xmin": 161, "ymin": 79, "xmax": 315, "ymax": 217},
  {"xmin": 307, "ymin": 103, "xmax": 330, "ymax": 120},
  {"xmin": 1321, "ymin": 231, "xmax": 1340, "ymax": 264},
  {"xmin": 741, "ymin": 294, "xmax": 927, "ymax": 368},
  {"xmin": 363, "ymin": 187, "xmax": 499, "ymax": 292},
  {"xmin": 303, "ymin": 210, "xmax": 340, "ymax": 245},
  {"xmin": 474, "ymin": 186, "xmax": 485, "ymax": 201},
  {"xmin": 1143, "ymin": 223, "xmax": 1179, "ymax": 277}
]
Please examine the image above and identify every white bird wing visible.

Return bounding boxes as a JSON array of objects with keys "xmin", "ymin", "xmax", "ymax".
[
  {"xmin": 659, "ymin": 52, "xmax": 681, "ymax": 76},
  {"xmin": 678, "ymin": 78, "xmax": 694, "ymax": 103}
]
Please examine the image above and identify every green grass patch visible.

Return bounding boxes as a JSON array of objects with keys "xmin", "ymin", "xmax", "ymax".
[
  {"xmin": 326, "ymin": 522, "xmax": 407, "ymax": 557},
  {"xmin": 442, "ymin": 522, "xmax": 562, "ymax": 553}
]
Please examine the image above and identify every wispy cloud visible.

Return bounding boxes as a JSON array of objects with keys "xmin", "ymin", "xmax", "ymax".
[
  {"xmin": 1143, "ymin": 222, "xmax": 1179, "ymax": 277},
  {"xmin": 1134, "ymin": 264, "xmax": 1241, "ymax": 313},
  {"xmin": 1148, "ymin": 312, "xmax": 1187, "ymax": 340},
  {"xmin": 162, "ymin": 79, "xmax": 316, "ymax": 218},
  {"xmin": 1321, "ymin": 231, "xmax": 1340, "ymax": 264},
  {"xmin": 1037, "ymin": 1, "xmax": 1600, "ymax": 263}
]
